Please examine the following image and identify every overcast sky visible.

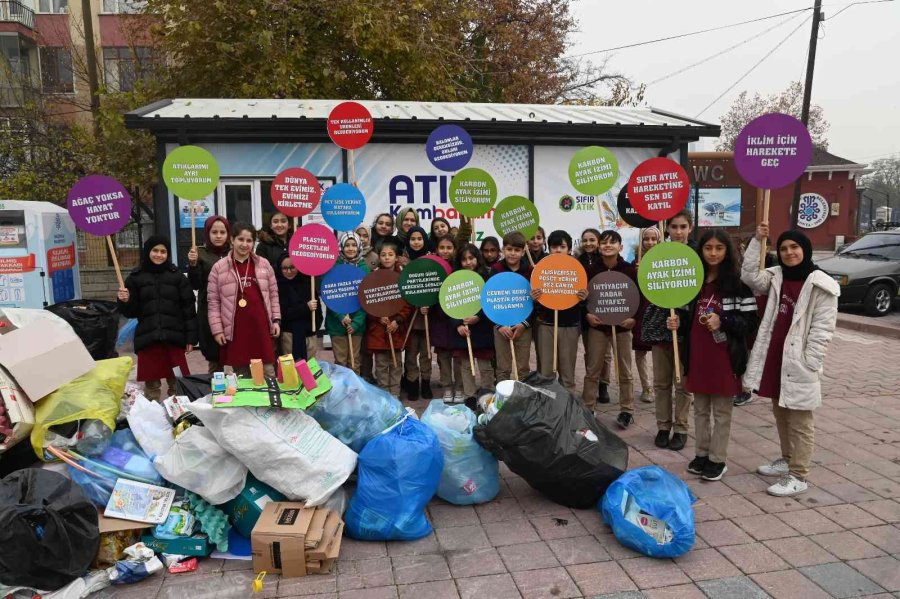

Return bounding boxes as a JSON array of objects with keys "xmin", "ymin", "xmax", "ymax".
[{"xmin": 567, "ymin": 0, "xmax": 899, "ymax": 164}]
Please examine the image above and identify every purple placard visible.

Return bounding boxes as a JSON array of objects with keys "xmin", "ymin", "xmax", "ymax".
[
  {"xmin": 67, "ymin": 175, "xmax": 132, "ymax": 236},
  {"xmin": 734, "ymin": 113, "xmax": 813, "ymax": 190},
  {"xmin": 426, "ymin": 124, "xmax": 474, "ymax": 172}
]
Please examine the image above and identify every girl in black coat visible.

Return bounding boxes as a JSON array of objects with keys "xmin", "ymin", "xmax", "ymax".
[
  {"xmin": 117, "ymin": 235, "xmax": 197, "ymax": 401},
  {"xmin": 451, "ymin": 244, "xmax": 495, "ymax": 402},
  {"xmin": 275, "ymin": 252, "xmax": 320, "ymax": 361}
]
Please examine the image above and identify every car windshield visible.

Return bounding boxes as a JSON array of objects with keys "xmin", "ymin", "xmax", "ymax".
[{"xmin": 839, "ymin": 234, "xmax": 900, "ymax": 260}]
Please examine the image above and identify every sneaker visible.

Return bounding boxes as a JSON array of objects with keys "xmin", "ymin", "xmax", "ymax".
[
  {"xmin": 687, "ymin": 456, "xmax": 709, "ymax": 475},
  {"xmin": 757, "ymin": 457, "xmax": 789, "ymax": 477},
  {"xmin": 654, "ymin": 430, "xmax": 670, "ymax": 448},
  {"xmin": 733, "ymin": 391, "xmax": 753, "ymax": 407},
  {"xmin": 701, "ymin": 461, "xmax": 728, "ymax": 481},
  {"xmin": 442, "ymin": 389, "xmax": 453, "ymax": 402},
  {"xmin": 616, "ymin": 412, "xmax": 633, "ymax": 429},
  {"xmin": 421, "ymin": 380, "xmax": 434, "ymax": 400},
  {"xmin": 669, "ymin": 432, "xmax": 687, "ymax": 451},
  {"xmin": 639, "ymin": 390, "xmax": 653, "ymax": 403},
  {"xmin": 767, "ymin": 474, "xmax": 808, "ymax": 497},
  {"xmin": 598, "ymin": 383, "xmax": 611, "ymax": 404},
  {"xmin": 406, "ymin": 379, "xmax": 419, "ymax": 401},
  {"xmin": 452, "ymin": 392, "xmax": 467, "ymax": 404}
]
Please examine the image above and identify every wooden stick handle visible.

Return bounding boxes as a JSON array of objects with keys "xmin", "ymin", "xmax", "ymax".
[
  {"xmin": 466, "ymin": 329, "xmax": 476, "ymax": 376},
  {"xmin": 510, "ymin": 336, "xmax": 518, "ymax": 381},
  {"xmin": 596, "ymin": 198, "xmax": 607, "ymax": 229},
  {"xmin": 759, "ymin": 189, "xmax": 771, "ymax": 270},
  {"xmin": 424, "ymin": 311, "xmax": 431, "ymax": 360},
  {"xmin": 401, "ymin": 310, "xmax": 419, "ymax": 348},
  {"xmin": 553, "ymin": 310, "xmax": 559, "ymax": 373},
  {"xmin": 526, "ymin": 250, "xmax": 535, "ymax": 267},
  {"xmin": 660, "ymin": 220, "xmax": 666, "ymax": 240},
  {"xmin": 638, "ymin": 229, "xmax": 644, "ymax": 263},
  {"xmin": 106, "ymin": 235, "xmax": 124, "ymax": 289},
  {"xmin": 348, "ymin": 333, "xmax": 355, "ymax": 371},
  {"xmin": 612, "ymin": 326, "xmax": 620, "ymax": 383},
  {"xmin": 670, "ymin": 308, "xmax": 682, "ymax": 383},
  {"xmin": 190, "ymin": 203, "xmax": 196, "ymax": 248},
  {"xmin": 349, "ymin": 149, "xmax": 357, "ymax": 184},
  {"xmin": 311, "ymin": 276, "xmax": 316, "ymax": 330},
  {"xmin": 388, "ymin": 325, "xmax": 397, "ymax": 367}
]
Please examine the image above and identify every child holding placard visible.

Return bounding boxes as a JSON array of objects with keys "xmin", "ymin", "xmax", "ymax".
[
  {"xmin": 532, "ymin": 230, "xmax": 588, "ymax": 396},
  {"xmin": 642, "ymin": 209, "xmax": 696, "ymax": 451},
  {"xmin": 117, "ymin": 235, "xmax": 197, "ymax": 401},
  {"xmin": 491, "ymin": 232, "xmax": 534, "ymax": 382},
  {"xmin": 741, "ymin": 224, "xmax": 839, "ymax": 497},
  {"xmin": 431, "ymin": 237, "xmax": 463, "ymax": 401},
  {"xmin": 527, "ymin": 227, "xmax": 548, "ymax": 265},
  {"xmin": 325, "ymin": 233, "xmax": 369, "ymax": 373},
  {"xmin": 579, "ymin": 227, "xmax": 613, "ymax": 405},
  {"xmin": 364, "ymin": 213, "xmax": 396, "ymax": 271},
  {"xmin": 667, "ymin": 229, "xmax": 757, "ymax": 482},
  {"xmin": 582, "ymin": 230, "xmax": 638, "ymax": 426},
  {"xmin": 480, "ymin": 236, "xmax": 501, "ymax": 269},
  {"xmin": 632, "ymin": 227, "xmax": 661, "ymax": 404},
  {"xmin": 365, "ymin": 238, "xmax": 413, "ymax": 397},
  {"xmin": 187, "ymin": 215, "xmax": 231, "ymax": 373},
  {"xmin": 402, "ymin": 226, "xmax": 434, "ymax": 401},
  {"xmin": 276, "ymin": 252, "xmax": 320, "ymax": 361},
  {"xmin": 452, "ymin": 244, "xmax": 495, "ymax": 402}
]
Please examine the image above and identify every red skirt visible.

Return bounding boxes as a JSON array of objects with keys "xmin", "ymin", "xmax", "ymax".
[
  {"xmin": 219, "ymin": 284, "xmax": 276, "ymax": 367},
  {"xmin": 137, "ymin": 342, "xmax": 190, "ymax": 381}
]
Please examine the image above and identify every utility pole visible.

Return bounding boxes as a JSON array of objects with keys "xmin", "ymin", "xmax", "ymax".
[
  {"xmin": 790, "ymin": 0, "xmax": 823, "ymax": 230},
  {"xmin": 80, "ymin": 0, "xmax": 101, "ymax": 137}
]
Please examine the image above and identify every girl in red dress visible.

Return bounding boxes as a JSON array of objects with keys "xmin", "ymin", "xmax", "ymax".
[{"xmin": 207, "ymin": 222, "xmax": 281, "ymax": 377}]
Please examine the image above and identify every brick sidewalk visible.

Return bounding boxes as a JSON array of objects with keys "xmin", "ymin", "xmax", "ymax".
[{"xmin": 107, "ymin": 327, "xmax": 900, "ymax": 599}]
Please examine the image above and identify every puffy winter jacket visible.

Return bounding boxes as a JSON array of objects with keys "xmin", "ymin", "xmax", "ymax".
[
  {"xmin": 741, "ymin": 238, "xmax": 840, "ymax": 411},
  {"xmin": 187, "ymin": 245, "xmax": 226, "ymax": 362},
  {"xmin": 207, "ymin": 253, "xmax": 281, "ymax": 342},
  {"xmin": 118, "ymin": 266, "xmax": 198, "ymax": 352}
]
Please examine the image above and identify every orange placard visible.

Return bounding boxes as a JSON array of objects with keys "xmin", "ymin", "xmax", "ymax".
[{"xmin": 530, "ymin": 254, "xmax": 587, "ymax": 310}]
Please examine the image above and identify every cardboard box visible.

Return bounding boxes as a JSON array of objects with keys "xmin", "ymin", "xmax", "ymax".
[
  {"xmin": 141, "ymin": 533, "xmax": 212, "ymax": 557},
  {"xmin": 223, "ymin": 474, "xmax": 286, "ymax": 538},
  {"xmin": 251, "ymin": 502, "xmax": 315, "ymax": 578},
  {"xmin": 0, "ymin": 318, "xmax": 94, "ymax": 401},
  {"xmin": 0, "ymin": 365, "xmax": 33, "ymax": 452}
]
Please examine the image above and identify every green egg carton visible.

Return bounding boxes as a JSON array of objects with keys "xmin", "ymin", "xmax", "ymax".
[{"xmin": 185, "ymin": 491, "xmax": 231, "ymax": 552}]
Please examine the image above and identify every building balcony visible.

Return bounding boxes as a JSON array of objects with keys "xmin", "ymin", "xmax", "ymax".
[{"xmin": 0, "ymin": 1, "xmax": 35, "ymax": 29}]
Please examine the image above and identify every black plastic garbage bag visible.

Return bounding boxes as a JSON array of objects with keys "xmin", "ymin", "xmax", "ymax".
[
  {"xmin": 46, "ymin": 299, "xmax": 119, "ymax": 360},
  {"xmin": 474, "ymin": 372, "xmax": 629, "ymax": 509},
  {"xmin": 0, "ymin": 468, "xmax": 100, "ymax": 590},
  {"xmin": 175, "ymin": 373, "xmax": 213, "ymax": 401}
]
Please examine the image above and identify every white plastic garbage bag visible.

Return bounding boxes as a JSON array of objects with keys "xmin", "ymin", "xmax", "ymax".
[
  {"xmin": 127, "ymin": 394, "xmax": 174, "ymax": 458},
  {"xmin": 189, "ymin": 400, "xmax": 357, "ymax": 506},
  {"xmin": 153, "ymin": 424, "xmax": 247, "ymax": 505}
]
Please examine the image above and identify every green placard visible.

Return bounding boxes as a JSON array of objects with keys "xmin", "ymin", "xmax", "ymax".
[
  {"xmin": 568, "ymin": 146, "xmax": 619, "ymax": 195},
  {"xmin": 399, "ymin": 258, "xmax": 447, "ymax": 307},
  {"xmin": 448, "ymin": 167, "xmax": 498, "ymax": 218},
  {"xmin": 637, "ymin": 242, "xmax": 704, "ymax": 308},
  {"xmin": 163, "ymin": 145, "xmax": 221, "ymax": 200},
  {"xmin": 493, "ymin": 195, "xmax": 540, "ymax": 238},
  {"xmin": 439, "ymin": 270, "xmax": 485, "ymax": 319}
]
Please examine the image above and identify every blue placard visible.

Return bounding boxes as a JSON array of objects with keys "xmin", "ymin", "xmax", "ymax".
[
  {"xmin": 426, "ymin": 124, "xmax": 474, "ymax": 172},
  {"xmin": 320, "ymin": 264, "xmax": 366, "ymax": 314},
  {"xmin": 481, "ymin": 272, "xmax": 533, "ymax": 326},
  {"xmin": 320, "ymin": 183, "xmax": 366, "ymax": 231}
]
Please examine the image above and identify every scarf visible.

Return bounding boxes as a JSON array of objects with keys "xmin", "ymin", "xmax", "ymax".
[
  {"xmin": 339, "ymin": 232, "xmax": 364, "ymax": 266},
  {"xmin": 776, "ymin": 229, "xmax": 818, "ymax": 281},
  {"xmin": 140, "ymin": 235, "xmax": 172, "ymax": 274},
  {"xmin": 203, "ymin": 215, "xmax": 231, "ymax": 257},
  {"xmin": 396, "ymin": 207, "xmax": 420, "ymax": 243},
  {"xmin": 404, "ymin": 226, "xmax": 430, "ymax": 261}
]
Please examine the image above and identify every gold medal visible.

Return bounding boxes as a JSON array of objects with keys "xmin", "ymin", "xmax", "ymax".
[{"xmin": 238, "ymin": 298, "xmax": 248, "ymax": 308}]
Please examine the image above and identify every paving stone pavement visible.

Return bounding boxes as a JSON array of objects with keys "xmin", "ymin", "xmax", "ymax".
[{"xmin": 107, "ymin": 327, "xmax": 900, "ymax": 598}]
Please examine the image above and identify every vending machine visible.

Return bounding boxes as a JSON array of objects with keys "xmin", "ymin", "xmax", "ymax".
[{"xmin": 0, "ymin": 200, "xmax": 80, "ymax": 308}]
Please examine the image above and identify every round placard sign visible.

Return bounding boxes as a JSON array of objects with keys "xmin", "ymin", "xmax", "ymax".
[
  {"xmin": 289, "ymin": 223, "xmax": 338, "ymax": 276},
  {"xmin": 439, "ymin": 270, "xmax": 485, "ymax": 320},
  {"xmin": 569, "ymin": 146, "xmax": 619, "ymax": 195},
  {"xmin": 67, "ymin": 175, "xmax": 132, "ymax": 236},
  {"xmin": 587, "ymin": 271, "xmax": 641, "ymax": 326},
  {"xmin": 320, "ymin": 264, "xmax": 366, "ymax": 314},
  {"xmin": 327, "ymin": 101, "xmax": 374, "ymax": 150},
  {"xmin": 627, "ymin": 157, "xmax": 690, "ymax": 222},
  {"xmin": 481, "ymin": 272, "xmax": 533, "ymax": 327},
  {"xmin": 272, "ymin": 167, "xmax": 321, "ymax": 218},
  {"xmin": 617, "ymin": 187, "xmax": 656, "ymax": 228},
  {"xmin": 321, "ymin": 183, "xmax": 366, "ymax": 231},
  {"xmin": 426, "ymin": 124, "xmax": 474, "ymax": 172},
  {"xmin": 734, "ymin": 112, "xmax": 813, "ymax": 189},
  {"xmin": 637, "ymin": 242, "xmax": 704, "ymax": 309},
  {"xmin": 493, "ymin": 195, "xmax": 540, "ymax": 239},
  {"xmin": 449, "ymin": 168, "xmax": 498, "ymax": 218},
  {"xmin": 358, "ymin": 269, "xmax": 406, "ymax": 317},
  {"xmin": 530, "ymin": 254, "xmax": 588, "ymax": 311},
  {"xmin": 399, "ymin": 258, "xmax": 447, "ymax": 307},
  {"xmin": 162, "ymin": 145, "xmax": 220, "ymax": 200}
]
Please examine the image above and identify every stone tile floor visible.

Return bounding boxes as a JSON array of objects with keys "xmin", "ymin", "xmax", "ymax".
[{"xmin": 103, "ymin": 327, "xmax": 900, "ymax": 598}]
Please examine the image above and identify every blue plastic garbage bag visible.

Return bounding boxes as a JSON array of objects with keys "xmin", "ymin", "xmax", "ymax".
[
  {"xmin": 115, "ymin": 318, "xmax": 137, "ymax": 354},
  {"xmin": 600, "ymin": 466, "xmax": 697, "ymax": 558},
  {"xmin": 68, "ymin": 429, "xmax": 163, "ymax": 507},
  {"xmin": 307, "ymin": 362, "xmax": 404, "ymax": 453},
  {"xmin": 422, "ymin": 400, "xmax": 499, "ymax": 505},
  {"xmin": 345, "ymin": 415, "xmax": 443, "ymax": 541}
]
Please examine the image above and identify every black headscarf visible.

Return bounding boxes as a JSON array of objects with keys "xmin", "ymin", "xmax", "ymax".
[
  {"xmin": 140, "ymin": 235, "xmax": 172, "ymax": 274},
  {"xmin": 776, "ymin": 230, "xmax": 818, "ymax": 281},
  {"xmin": 405, "ymin": 226, "xmax": 430, "ymax": 260}
]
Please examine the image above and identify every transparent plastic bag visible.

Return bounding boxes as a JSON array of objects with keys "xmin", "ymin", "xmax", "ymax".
[
  {"xmin": 115, "ymin": 319, "xmax": 137, "ymax": 354},
  {"xmin": 422, "ymin": 400, "xmax": 499, "ymax": 505},
  {"xmin": 127, "ymin": 394, "xmax": 174, "ymax": 458},
  {"xmin": 307, "ymin": 362, "xmax": 404, "ymax": 453}
]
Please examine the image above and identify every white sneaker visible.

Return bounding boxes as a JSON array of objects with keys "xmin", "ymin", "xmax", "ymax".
[
  {"xmin": 757, "ymin": 457, "xmax": 789, "ymax": 477},
  {"xmin": 639, "ymin": 390, "xmax": 653, "ymax": 403},
  {"xmin": 767, "ymin": 474, "xmax": 808, "ymax": 497},
  {"xmin": 442, "ymin": 390, "xmax": 453, "ymax": 401}
]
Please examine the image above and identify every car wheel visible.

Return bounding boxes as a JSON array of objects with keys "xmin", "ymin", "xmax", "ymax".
[{"xmin": 863, "ymin": 283, "xmax": 894, "ymax": 317}]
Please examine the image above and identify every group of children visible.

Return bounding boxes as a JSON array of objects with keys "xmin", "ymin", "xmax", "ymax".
[{"xmin": 118, "ymin": 205, "xmax": 838, "ymax": 498}]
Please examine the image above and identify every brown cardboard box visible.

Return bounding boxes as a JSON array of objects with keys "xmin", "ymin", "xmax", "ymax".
[
  {"xmin": 251, "ymin": 502, "xmax": 316, "ymax": 578},
  {"xmin": 0, "ymin": 365, "xmax": 33, "ymax": 452},
  {"xmin": 307, "ymin": 511, "xmax": 342, "ymax": 561},
  {"xmin": 0, "ymin": 319, "xmax": 94, "ymax": 401}
]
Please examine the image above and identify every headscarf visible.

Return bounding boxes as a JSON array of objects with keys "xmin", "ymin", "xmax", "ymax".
[
  {"xmin": 404, "ymin": 226, "xmax": 430, "ymax": 261},
  {"xmin": 140, "ymin": 235, "xmax": 172, "ymax": 274},
  {"xmin": 396, "ymin": 207, "xmax": 420, "ymax": 243},
  {"xmin": 339, "ymin": 232, "xmax": 364, "ymax": 266},
  {"xmin": 203, "ymin": 215, "xmax": 231, "ymax": 257},
  {"xmin": 776, "ymin": 229, "xmax": 818, "ymax": 281}
]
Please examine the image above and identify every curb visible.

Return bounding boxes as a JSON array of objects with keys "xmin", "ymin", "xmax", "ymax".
[{"xmin": 836, "ymin": 314, "xmax": 900, "ymax": 340}]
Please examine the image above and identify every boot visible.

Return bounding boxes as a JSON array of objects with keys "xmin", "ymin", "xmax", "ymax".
[
  {"xmin": 598, "ymin": 382, "xmax": 610, "ymax": 404},
  {"xmin": 406, "ymin": 378, "xmax": 420, "ymax": 401},
  {"xmin": 421, "ymin": 379, "xmax": 434, "ymax": 400}
]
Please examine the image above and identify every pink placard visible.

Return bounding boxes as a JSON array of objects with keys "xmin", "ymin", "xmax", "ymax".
[{"xmin": 289, "ymin": 223, "xmax": 338, "ymax": 276}]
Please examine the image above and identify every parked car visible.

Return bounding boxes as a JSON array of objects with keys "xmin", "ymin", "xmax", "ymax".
[{"xmin": 818, "ymin": 231, "xmax": 900, "ymax": 316}]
